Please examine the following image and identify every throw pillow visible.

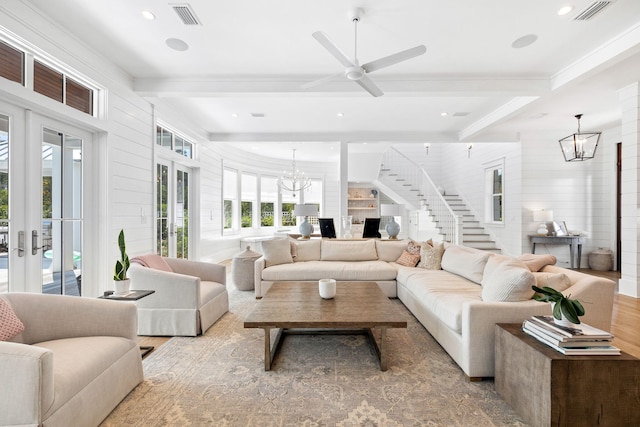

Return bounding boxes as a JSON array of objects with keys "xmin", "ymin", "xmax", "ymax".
[
  {"xmin": 481, "ymin": 257, "xmax": 536, "ymax": 302},
  {"xmin": 261, "ymin": 238, "xmax": 294, "ymax": 267},
  {"xmin": 440, "ymin": 245, "xmax": 490, "ymax": 284},
  {"xmin": 532, "ymin": 272, "xmax": 572, "ymax": 293},
  {"xmin": 321, "ymin": 239, "xmax": 378, "ymax": 261},
  {"xmin": 517, "ymin": 253, "xmax": 557, "ymax": 272},
  {"xmin": 293, "ymin": 239, "xmax": 322, "ymax": 262},
  {"xmin": 396, "ymin": 250, "xmax": 421, "ymax": 267},
  {"xmin": 0, "ymin": 299, "xmax": 25, "ymax": 341},
  {"xmin": 407, "ymin": 239, "xmax": 422, "ymax": 255},
  {"xmin": 130, "ymin": 254, "xmax": 173, "ymax": 272},
  {"xmin": 418, "ymin": 241, "xmax": 445, "ymax": 270}
]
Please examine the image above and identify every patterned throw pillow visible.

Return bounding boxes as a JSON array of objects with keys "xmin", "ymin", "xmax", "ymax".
[
  {"xmin": 0, "ymin": 299, "xmax": 25, "ymax": 341},
  {"xmin": 418, "ymin": 241, "xmax": 445, "ymax": 270},
  {"xmin": 407, "ymin": 240, "xmax": 422, "ymax": 255},
  {"xmin": 396, "ymin": 250, "xmax": 421, "ymax": 267}
]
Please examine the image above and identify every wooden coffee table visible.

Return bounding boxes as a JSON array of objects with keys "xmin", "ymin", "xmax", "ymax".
[{"xmin": 244, "ymin": 281, "xmax": 407, "ymax": 371}]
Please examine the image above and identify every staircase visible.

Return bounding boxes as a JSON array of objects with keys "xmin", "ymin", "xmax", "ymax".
[{"xmin": 376, "ymin": 147, "xmax": 501, "ymax": 253}]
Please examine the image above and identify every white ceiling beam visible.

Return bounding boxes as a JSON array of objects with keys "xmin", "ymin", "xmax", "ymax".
[
  {"xmin": 458, "ymin": 96, "xmax": 539, "ymax": 141},
  {"xmin": 208, "ymin": 131, "xmax": 461, "ymax": 143},
  {"xmin": 134, "ymin": 77, "xmax": 549, "ymax": 97}
]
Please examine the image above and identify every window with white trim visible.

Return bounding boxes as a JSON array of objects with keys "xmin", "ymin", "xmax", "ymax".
[
  {"xmin": 155, "ymin": 125, "xmax": 194, "ymax": 159},
  {"xmin": 223, "ymin": 168, "xmax": 237, "ymax": 230},
  {"xmin": 484, "ymin": 160, "xmax": 504, "ymax": 224}
]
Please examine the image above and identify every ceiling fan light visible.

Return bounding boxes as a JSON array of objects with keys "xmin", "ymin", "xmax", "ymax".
[{"xmin": 345, "ymin": 67, "xmax": 363, "ymax": 81}]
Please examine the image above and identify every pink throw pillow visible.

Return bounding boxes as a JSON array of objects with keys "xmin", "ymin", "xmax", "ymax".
[{"xmin": 0, "ymin": 299, "xmax": 25, "ymax": 341}]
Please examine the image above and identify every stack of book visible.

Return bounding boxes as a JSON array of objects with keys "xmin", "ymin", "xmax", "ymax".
[{"xmin": 522, "ymin": 315, "xmax": 620, "ymax": 355}]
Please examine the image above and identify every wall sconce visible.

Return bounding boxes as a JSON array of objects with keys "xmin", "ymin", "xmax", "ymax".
[
  {"xmin": 424, "ymin": 143, "xmax": 431, "ymax": 156},
  {"xmin": 558, "ymin": 114, "xmax": 601, "ymax": 162},
  {"xmin": 467, "ymin": 143, "xmax": 473, "ymax": 158}
]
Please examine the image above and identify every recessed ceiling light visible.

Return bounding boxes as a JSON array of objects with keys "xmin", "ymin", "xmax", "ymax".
[
  {"xmin": 557, "ymin": 5, "xmax": 574, "ymax": 16},
  {"xmin": 231, "ymin": 113, "xmax": 239, "ymax": 118},
  {"xmin": 165, "ymin": 38, "xmax": 189, "ymax": 51},
  {"xmin": 141, "ymin": 10, "xmax": 156, "ymax": 20},
  {"xmin": 337, "ymin": 112, "xmax": 344, "ymax": 118},
  {"xmin": 511, "ymin": 34, "xmax": 538, "ymax": 49},
  {"xmin": 441, "ymin": 112, "xmax": 448, "ymax": 117}
]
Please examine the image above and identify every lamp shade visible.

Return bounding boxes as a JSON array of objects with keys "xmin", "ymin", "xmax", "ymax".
[
  {"xmin": 380, "ymin": 204, "xmax": 402, "ymax": 216},
  {"xmin": 533, "ymin": 210, "xmax": 553, "ymax": 222},
  {"xmin": 294, "ymin": 204, "xmax": 318, "ymax": 217}
]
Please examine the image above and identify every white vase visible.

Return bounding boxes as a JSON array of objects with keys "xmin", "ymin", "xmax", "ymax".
[
  {"xmin": 319, "ymin": 279, "xmax": 336, "ymax": 299},
  {"xmin": 114, "ymin": 278, "xmax": 131, "ymax": 295}
]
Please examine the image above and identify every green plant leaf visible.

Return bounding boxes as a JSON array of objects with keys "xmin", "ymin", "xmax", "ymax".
[
  {"xmin": 571, "ymin": 299, "xmax": 585, "ymax": 317},
  {"xmin": 560, "ymin": 298, "xmax": 580, "ymax": 324},
  {"xmin": 552, "ymin": 301, "xmax": 563, "ymax": 320}
]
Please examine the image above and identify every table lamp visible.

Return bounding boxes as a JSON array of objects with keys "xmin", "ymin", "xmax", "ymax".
[
  {"xmin": 294, "ymin": 204, "xmax": 318, "ymax": 239},
  {"xmin": 533, "ymin": 209, "xmax": 553, "ymax": 236}
]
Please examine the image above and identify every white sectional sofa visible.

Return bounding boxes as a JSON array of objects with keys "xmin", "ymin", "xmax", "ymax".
[
  {"xmin": 254, "ymin": 238, "xmax": 616, "ymax": 379},
  {"xmin": 0, "ymin": 292, "xmax": 143, "ymax": 427}
]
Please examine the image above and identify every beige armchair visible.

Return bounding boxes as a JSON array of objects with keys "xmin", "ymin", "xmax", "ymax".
[
  {"xmin": 129, "ymin": 256, "xmax": 229, "ymax": 336},
  {"xmin": 0, "ymin": 292, "xmax": 143, "ymax": 427}
]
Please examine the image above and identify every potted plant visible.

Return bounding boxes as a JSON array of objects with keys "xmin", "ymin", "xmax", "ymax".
[
  {"xmin": 113, "ymin": 229, "xmax": 131, "ymax": 295},
  {"xmin": 532, "ymin": 285, "xmax": 585, "ymax": 325}
]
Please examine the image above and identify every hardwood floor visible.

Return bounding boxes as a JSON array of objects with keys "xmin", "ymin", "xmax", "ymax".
[{"xmin": 138, "ymin": 269, "xmax": 640, "ymax": 359}]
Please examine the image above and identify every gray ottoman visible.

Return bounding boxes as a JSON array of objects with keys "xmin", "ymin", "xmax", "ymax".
[{"xmin": 232, "ymin": 246, "xmax": 262, "ymax": 291}]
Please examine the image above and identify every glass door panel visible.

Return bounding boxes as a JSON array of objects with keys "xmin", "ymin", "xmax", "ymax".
[
  {"xmin": 156, "ymin": 163, "xmax": 169, "ymax": 256},
  {"xmin": 41, "ymin": 127, "xmax": 82, "ymax": 295},
  {"xmin": 0, "ymin": 114, "xmax": 8, "ymax": 293},
  {"xmin": 156, "ymin": 161, "xmax": 191, "ymax": 259},
  {"xmin": 175, "ymin": 168, "xmax": 189, "ymax": 259}
]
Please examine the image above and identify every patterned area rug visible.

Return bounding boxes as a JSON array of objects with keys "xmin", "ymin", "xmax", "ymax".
[{"xmin": 101, "ymin": 287, "xmax": 526, "ymax": 426}]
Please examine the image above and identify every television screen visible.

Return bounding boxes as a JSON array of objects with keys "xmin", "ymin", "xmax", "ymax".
[{"xmin": 362, "ymin": 218, "xmax": 381, "ymax": 238}]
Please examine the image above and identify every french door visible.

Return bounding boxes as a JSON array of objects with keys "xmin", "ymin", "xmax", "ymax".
[
  {"xmin": 0, "ymin": 100, "xmax": 92, "ymax": 295},
  {"xmin": 156, "ymin": 160, "xmax": 191, "ymax": 259}
]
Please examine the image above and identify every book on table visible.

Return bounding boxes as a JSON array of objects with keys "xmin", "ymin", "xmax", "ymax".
[
  {"xmin": 528, "ymin": 315, "xmax": 613, "ymax": 341},
  {"xmin": 522, "ymin": 316, "xmax": 620, "ymax": 356}
]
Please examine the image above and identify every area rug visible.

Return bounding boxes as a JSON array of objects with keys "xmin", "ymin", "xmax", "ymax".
[{"xmin": 101, "ymin": 287, "xmax": 526, "ymax": 426}]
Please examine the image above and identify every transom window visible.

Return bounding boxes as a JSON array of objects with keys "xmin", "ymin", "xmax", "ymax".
[{"xmin": 156, "ymin": 125, "xmax": 194, "ymax": 159}]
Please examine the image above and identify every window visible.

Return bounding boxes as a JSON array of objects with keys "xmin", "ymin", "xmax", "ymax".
[
  {"xmin": 34, "ymin": 60, "xmax": 63, "ymax": 103},
  {"xmin": 0, "ymin": 40, "xmax": 23, "ymax": 84},
  {"xmin": 485, "ymin": 161, "xmax": 504, "ymax": 224},
  {"xmin": 223, "ymin": 169, "xmax": 237, "ymax": 230},
  {"xmin": 260, "ymin": 176, "xmax": 277, "ymax": 227},
  {"xmin": 155, "ymin": 125, "xmax": 194, "ymax": 159},
  {"xmin": 241, "ymin": 173, "xmax": 256, "ymax": 228}
]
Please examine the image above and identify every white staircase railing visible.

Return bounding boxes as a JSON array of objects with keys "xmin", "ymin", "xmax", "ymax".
[{"xmin": 379, "ymin": 147, "xmax": 461, "ymax": 244}]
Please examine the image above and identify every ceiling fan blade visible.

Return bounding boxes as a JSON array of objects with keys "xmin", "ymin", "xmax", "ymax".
[
  {"xmin": 301, "ymin": 72, "xmax": 344, "ymax": 89},
  {"xmin": 362, "ymin": 45, "xmax": 426, "ymax": 73},
  {"xmin": 312, "ymin": 31, "xmax": 354, "ymax": 68},
  {"xmin": 355, "ymin": 75, "xmax": 383, "ymax": 97}
]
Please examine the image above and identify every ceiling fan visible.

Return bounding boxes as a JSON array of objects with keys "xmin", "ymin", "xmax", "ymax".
[{"xmin": 302, "ymin": 8, "xmax": 426, "ymax": 97}]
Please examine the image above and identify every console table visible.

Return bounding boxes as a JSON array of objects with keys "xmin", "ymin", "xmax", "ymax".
[
  {"xmin": 530, "ymin": 235, "xmax": 585, "ymax": 269},
  {"xmin": 495, "ymin": 324, "xmax": 640, "ymax": 427}
]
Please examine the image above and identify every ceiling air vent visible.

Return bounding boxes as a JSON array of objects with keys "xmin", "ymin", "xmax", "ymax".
[
  {"xmin": 171, "ymin": 3, "xmax": 201, "ymax": 25},
  {"xmin": 573, "ymin": 1, "xmax": 613, "ymax": 21}
]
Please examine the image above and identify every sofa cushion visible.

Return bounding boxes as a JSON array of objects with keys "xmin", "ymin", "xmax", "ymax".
[
  {"xmin": 375, "ymin": 240, "xmax": 407, "ymax": 262},
  {"xmin": 532, "ymin": 272, "xmax": 572, "ymax": 292},
  {"xmin": 0, "ymin": 299, "xmax": 24, "ymax": 341},
  {"xmin": 261, "ymin": 238, "xmax": 294, "ymax": 267},
  {"xmin": 440, "ymin": 245, "xmax": 490, "ymax": 284},
  {"xmin": 199, "ymin": 281, "xmax": 228, "ymax": 306},
  {"xmin": 321, "ymin": 239, "xmax": 377, "ymax": 261},
  {"xmin": 481, "ymin": 257, "xmax": 535, "ymax": 302},
  {"xmin": 292, "ymin": 239, "xmax": 321, "ymax": 262},
  {"xmin": 396, "ymin": 250, "xmax": 421, "ymax": 267},
  {"xmin": 418, "ymin": 241, "xmax": 445, "ymax": 270},
  {"xmin": 130, "ymin": 254, "xmax": 173, "ymax": 272},
  {"xmin": 517, "ymin": 253, "xmax": 557, "ymax": 272},
  {"xmin": 262, "ymin": 260, "xmax": 397, "ymax": 281},
  {"xmin": 400, "ymin": 268, "xmax": 482, "ymax": 332}
]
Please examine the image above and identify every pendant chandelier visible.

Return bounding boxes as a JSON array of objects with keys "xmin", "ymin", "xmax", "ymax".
[
  {"xmin": 558, "ymin": 114, "xmax": 601, "ymax": 162},
  {"xmin": 277, "ymin": 149, "xmax": 311, "ymax": 196}
]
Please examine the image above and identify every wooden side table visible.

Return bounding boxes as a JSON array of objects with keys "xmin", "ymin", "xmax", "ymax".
[
  {"xmin": 529, "ymin": 235, "xmax": 585, "ymax": 269},
  {"xmin": 495, "ymin": 323, "xmax": 640, "ymax": 427}
]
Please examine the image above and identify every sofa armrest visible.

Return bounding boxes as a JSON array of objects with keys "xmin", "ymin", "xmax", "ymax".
[
  {"xmin": 254, "ymin": 256, "xmax": 266, "ymax": 298},
  {"xmin": 540, "ymin": 265, "xmax": 616, "ymax": 331},
  {"xmin": 163, "ymin": 258, "xmax": 226, "ymax": 285},
  {"xmin": 129, "ymin": 264, "xmax": 200, "ymax": 309},
  {"xmin": 0, "ymin": 341, "xmax": 54, "ymax": 426},
  {"xmin": 2, "ymin": 293, "xmax": 138, "ymax": 344}
]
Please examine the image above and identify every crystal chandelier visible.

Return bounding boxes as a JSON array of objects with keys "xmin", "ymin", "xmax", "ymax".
[{"xmin": 277, "ymin": 149, "xmax": 311, "ymax": 196}]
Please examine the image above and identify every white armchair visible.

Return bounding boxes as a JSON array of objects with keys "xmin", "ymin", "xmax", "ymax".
[
  {"xmin": 0, "ymin": 292, "xmax": 143, "ymax": 427},
  {"xmin": 128, "ymin": 256, "xmax": 229, "ymax": 336}
]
